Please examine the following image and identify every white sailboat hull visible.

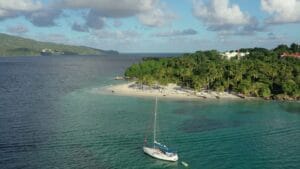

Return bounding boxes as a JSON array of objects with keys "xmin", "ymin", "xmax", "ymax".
[{"xmin": 143, "ymin": 146, "xmax": 178, "ymax": 162}]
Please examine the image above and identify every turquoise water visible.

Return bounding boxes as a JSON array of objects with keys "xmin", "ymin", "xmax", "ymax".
[
  {"xmin": 0, "ymin": 55, "xmax": 299, "ymax": 169},
  {"xmin": 60, "ymin": 91, "xmax": 300, "ymax": 169}
]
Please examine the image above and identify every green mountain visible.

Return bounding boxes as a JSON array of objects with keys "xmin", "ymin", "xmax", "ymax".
[{"xmin": 0, "ymin": 33, "xmax": 118, "ymax": 56}]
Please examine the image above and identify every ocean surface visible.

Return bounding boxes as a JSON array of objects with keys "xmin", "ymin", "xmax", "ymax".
[{"xmin": 0, "ymin": 55, "xmax": 299, "ymax": 169}]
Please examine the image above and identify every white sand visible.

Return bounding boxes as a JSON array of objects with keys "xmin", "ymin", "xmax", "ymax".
[{"xmin": 101, "ymin": 82, "xmax": 243, "ymax": 100}]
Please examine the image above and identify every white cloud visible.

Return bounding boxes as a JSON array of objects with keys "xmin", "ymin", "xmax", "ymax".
[
  {"xmin": 154, "ymin": 29, "xmax": 197, "ymax": 37},
  {"xmin": 138, "ymin": 7, "xmax": 175, "ymax": 27},
  {"xmin": 59, "ymin": 0, "xmax": 152, "ymax": 17},
  {"xmin": 6, "ymin": 24, "xmax": 29, "ymax": 34},
  {"xmin": 59, "ymin": 0, "xmax": 174, "ymax": 27},
  {"xmin": 261, "ymin": 0, "xmax": 300, "ymax": 24},
  {"xmin": 0, "ymin": 0, "xmax": 42, "ymax": 11},
  {"xmin": 0, "ymin": 0, "xmax": 42, "ymax": 18},
  {"xmin": 92, "ymin": 30, "xmax": 140, "ymax": 39},
  {"xmin": 193, "ymin": 0, "xmax": 250, "ymax": 30},
  {"xmin": 0, "ymin": 9, "xmax": 11, "ymax": 17},
  {"xmin": 0, "ymin": 0, "xmax": 174, "ymax": 29},
  {"xmin": 84, "ymin": 10, "xmax": 106, "ymax": 29},
  {"xmin": 45, "ymin": 33, "xmax": 70, "ymax": 43},
  {"xmin": 84, "ymin": 29, "xmax": 142, "ymax": 51},
  {"xmin": 26, "ymin": 9, "xmax": 61, "ymax": 27},
  {"xmin": 113, "ymin": 20, "xmax": 122, "ymax": 27},
  {"xmin": 72, "ymin": 22, "xmax": 89, "ymax": 32},
  {"xmin": 0, "ymin": 0, "xmax": 60, "ymax": 27}
]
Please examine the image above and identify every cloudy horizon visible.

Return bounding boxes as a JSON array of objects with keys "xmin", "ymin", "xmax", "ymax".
[{"xmin": 0, "ymin": 0, "xmax": 299, "ymax": 53}]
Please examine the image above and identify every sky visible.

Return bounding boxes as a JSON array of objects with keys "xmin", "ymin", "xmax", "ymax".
[{"xmin": 0, "ymin": 0, "xmax": 299, "ymax": 53}]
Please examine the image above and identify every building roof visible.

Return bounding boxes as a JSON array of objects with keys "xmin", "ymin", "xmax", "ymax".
[{"xmin": 281, "ymin": 52, "xmax": 300, "ymax": 59}]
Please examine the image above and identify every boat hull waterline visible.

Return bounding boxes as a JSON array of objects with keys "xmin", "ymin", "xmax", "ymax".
[{"xmin": 143, "ymin": 146, "xmax": 178, "ymax": 162}]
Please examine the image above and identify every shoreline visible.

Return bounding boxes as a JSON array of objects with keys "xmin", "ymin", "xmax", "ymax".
[{"xmin": 101, "ymin": 81, "xmax": 254, "ymax": 100}]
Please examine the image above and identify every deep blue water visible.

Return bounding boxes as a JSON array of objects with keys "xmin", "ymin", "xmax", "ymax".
[{"xmin": 0, "ymin": 55, "xmax": 299, "ymax": 169}]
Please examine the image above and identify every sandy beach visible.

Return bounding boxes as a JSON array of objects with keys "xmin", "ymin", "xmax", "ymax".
[{"xmin": 101, "ymin": 81, "xmax": 245, "ymax": 100}]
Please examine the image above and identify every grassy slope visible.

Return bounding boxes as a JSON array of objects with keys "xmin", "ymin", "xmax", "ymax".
[{"xmin": 0, "ymin": 33, "xmax": 115, "ymax": 56}]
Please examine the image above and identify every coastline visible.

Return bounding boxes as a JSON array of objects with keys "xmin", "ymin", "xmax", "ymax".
[{"xmin": 102, "ymin": 81, "xmax": 252, "ymax": 100}]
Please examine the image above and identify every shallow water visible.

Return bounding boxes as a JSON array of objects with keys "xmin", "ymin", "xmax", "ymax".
[{"xmin": 0, "ymin": 55, "xmax": 299, "ymax": 169}]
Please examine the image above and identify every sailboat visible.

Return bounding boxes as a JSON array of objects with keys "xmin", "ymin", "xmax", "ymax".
[{"xmin": 143, "ymin": 97, "xmax": 179, "ymax": 162}]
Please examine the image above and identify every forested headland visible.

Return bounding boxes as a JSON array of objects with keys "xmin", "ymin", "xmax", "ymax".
[
  {"xmin": 125, "ymin": 44, "xmax": 300, "ymax": 100},
  {"xmin": 0, "ymin": 33, "xmax": 118, "ymax": 56}
]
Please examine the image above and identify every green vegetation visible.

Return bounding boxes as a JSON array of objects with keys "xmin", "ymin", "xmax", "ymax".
[
  {"xmin": 0, "ymin": 33, "xmax": 118, "ymax": 56},
  {"xmin": 125, "ymin": 44, "xmax": 300, "ymax": 100}
]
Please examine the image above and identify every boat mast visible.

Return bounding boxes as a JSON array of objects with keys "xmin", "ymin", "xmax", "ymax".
[{"xmin": 153, "ymin": 96, "xmax": 158, "ymax": 144}]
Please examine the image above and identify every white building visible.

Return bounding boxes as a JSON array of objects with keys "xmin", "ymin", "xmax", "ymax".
[{"xmin": 222, "ymin": 51, "xmax": 249, "ymax": 59}]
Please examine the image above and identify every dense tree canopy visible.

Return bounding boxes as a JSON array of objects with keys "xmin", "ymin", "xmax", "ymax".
[{"xmin": 125, "ymin": 44, "xmax": 300, "ymax": 100}]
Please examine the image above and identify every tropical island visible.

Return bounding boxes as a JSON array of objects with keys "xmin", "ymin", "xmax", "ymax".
[
  {"xmin": 108, "ymin": 43, "xmax": 299, "ymax": 101},
  {"xmin": 0, "ymin": 33, "xmax": 118, "ymax": 57}
]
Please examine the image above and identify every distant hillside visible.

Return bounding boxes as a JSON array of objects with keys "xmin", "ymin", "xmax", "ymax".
[{"xmin": 0, "ymin": 33, "xmax": 118, "ymax": 56}]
